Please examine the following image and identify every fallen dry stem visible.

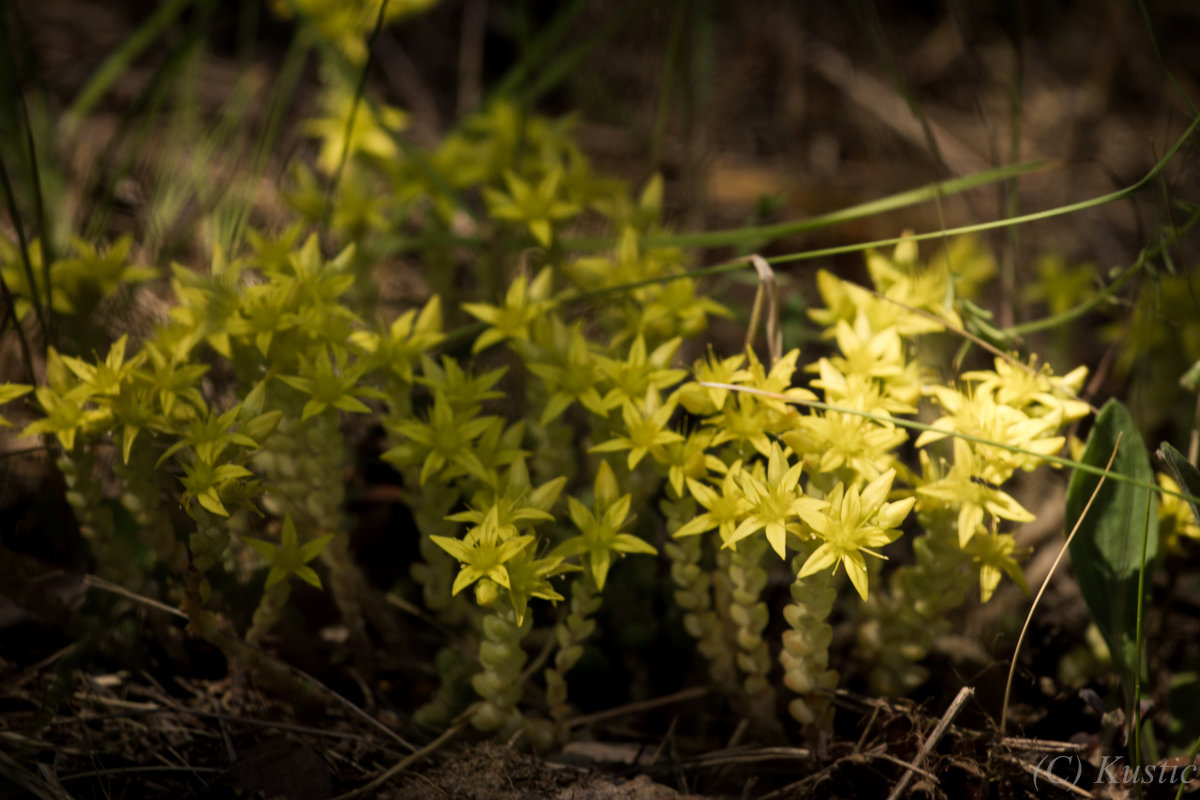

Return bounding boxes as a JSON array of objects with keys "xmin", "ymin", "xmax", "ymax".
[
  {"xmin": 566, "ymin": 686, "xmax": 711, "ymax": 730},
  {"xmin": 999, "ymin": 433, "xmax": 1122, "ymax": 732},
  {"xmin": 83, "ymin": 570, "xmax": 417, "ymax": 753},
  {"xmin": 332, "ymin": 720, "xmax": 468, "ymax": 800},
  {"xmin": 884, "ymin": 685, "xmax": 973, "ymax": 800}
]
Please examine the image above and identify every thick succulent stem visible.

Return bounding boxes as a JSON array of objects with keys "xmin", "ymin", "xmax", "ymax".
[
  {"xmin": 254, "ymin": 407, "xmax": 398, "ymax": 660},
  {"xmin": 471, "ymin": 605, "xmax": 531, "ymax": 737},
  {"xmin": 727, "ymin": 535, "xmax": 778, "ymax": 730},
  {"xmin": 857, "ymin": 527, "xmax": 972, "ymax": 696},
  {"xmin": 60, "ymin": 449, "xmax": 140, "ymax": 587},
  {"xmin": 246, "ymin": 579, "xmax": 291, "ymax": 646},
  {"xmin": 112, "ymin": 440, "xmax": 187, "ymax": 575},
  {"xmin": 182, "ymin": 551, "xmax": 330, "ymax": 710},
  {"xmin": 187, "ymin": 506, "xmax": 229, "ymax": 575},
  {"xmin": 781, "ymin": 547, "xmax": 839, "ymax": 729},
  {"xmin": 544, "ymin": 572, "xmax": 600, "ymax": 733},
  {"xmin": 662, "ymin": 497, "xmax": 737, "ymax": 689}
]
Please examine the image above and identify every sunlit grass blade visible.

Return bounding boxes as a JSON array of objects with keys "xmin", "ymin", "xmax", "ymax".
[
  {"xmin": 563, "ymin": 159, "xmax": 1058, "ymax": 252},
  {"xmin": 223, "ymin": 23, "xmax": 314, "ymax": 250},
  {"xmin": 79, "ymin": 3, "xmax": 216, "ymax": 242},
  {"xmin": 65, "ymin": 0, "xmax": 195, "ymax": 127}
]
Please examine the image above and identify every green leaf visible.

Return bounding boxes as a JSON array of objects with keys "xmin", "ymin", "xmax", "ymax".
[
  {"xmin": 1066, "ymin": 399, "xmax": 1159, "ymax": 699},
  {"xmin": 196, "ymin": 488, "xmax": 229, "ymax": 517},
  {"xmin": 121, "ymin": 424, "xmax": 140, "ymax": 464},
  {"xmin": 1157, "ymin": 442, "xmax": 1200, "ymax": 530},
  {"xmin": 242, "ymin": 411, "xmax": 283, "ymax": 445},
  {"xmin": 242, "ymin": 378, "xmax": 270, "ymax": 417}
]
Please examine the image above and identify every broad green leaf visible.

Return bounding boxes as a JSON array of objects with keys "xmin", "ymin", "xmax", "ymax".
[
  {"xmin": 1066, "ymin": 399, "xmax": 1158, "ymax": 700},
  {"xmin": 1157, "ymin": 442, "xmax": 1200, "ymax": 530}
]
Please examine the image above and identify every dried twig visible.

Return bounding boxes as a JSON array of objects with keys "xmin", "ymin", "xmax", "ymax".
[
  {"xmin": 1003, "ymin": 755, "xmax": 1094, "ymax": 798},
  {"xmin": 81, "ymin": 569, "xmax": 418, "ymax": 753},
  {"xmin": 1000, "ymin": 435, "xmax": 1121, "ymax": 732},
  {"xmin": 331, "ymin": 720, "xmax": 467, "ymax": 800},
  {"xmin": 744, "ymin": 255, "xmax": 781, "ymax": 366},
  {"xmin": 885, "ymin": 685, "xmax": 973, "ymax": 800},
  {"xmin": 567, "ymin": 686, "xmax": 710, "ymax": 730}
]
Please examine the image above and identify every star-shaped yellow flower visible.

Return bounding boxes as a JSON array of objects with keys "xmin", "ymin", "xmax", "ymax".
[{"xmin": 796, "ymin": 469, "xmax": 914, "ymax": 600}]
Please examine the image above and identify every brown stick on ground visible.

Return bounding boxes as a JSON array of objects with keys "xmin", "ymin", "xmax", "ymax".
[{"xmin": 885, "ymin": 685, "xmax": 973, "ymax": 800}]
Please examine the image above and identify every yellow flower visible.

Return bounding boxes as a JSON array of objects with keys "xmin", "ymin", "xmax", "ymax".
[
  {"xmin": 431, "ymin": 505, "xmax": 535, "ymax": 599},
  {"xmin": 483, "ymin": 168, "xmax": 580, "ymax": 246},
  {"xmin": 675, "ymin": 465, "xmax": 750, "ymax": 545},
  {"xmin": 810, "ymin": 234, "xmax": 976, "ymax": 337},
  {"xmin": 590, "ymin": 389, "xmax": 683, "ymax": 470},
  {"xmin": 706, "ymin": 348, "xmax": 817, "ymax": 457},
  {"xmin": 963, "ymin": 529, "xmax": 1029, "ymax": 602},
  {"xmin": 595, "ymin": 335, "xmax": 688, "ymax": 410},
  {"xmin": 796, "ymin": 470, "xmax": 914, "ymax": 600},
  {"xmin": 916, "ymin": 438, "xmax": 1035, "ymax": 547},
  {"xmin": 553, "ymin": 461, "xmax": 655, "ymax": 591},
  {"xmin": 810, "ymin": 358, "xmax": 917, "ymax": 417},
  {"xmin": 783, "ymin": 409, "xmax": 906, "ymax": 482},
  {"xmin": 674, "ymin": 348, "xmax": 750, "ymax": 416},
  {"xmin": 829, "ymin": 313, "xmax": 906, "ymax": 382},
  {"xmin": 726, "ymin": 444, "xmax": 826, "ymax": 560},
  {"xmin": 961, "ymin": 356, "xmax": 1090, "ymax": 421},
  {"xmin": 524, "ymin": 319, "xmax": 608, "ymax": 423},
  {"xmin": 662, "ymin": 429, "xmax": 719, "ymax": 498},
  {"xmin": 349, "ymin": 295, "xmax": 444, "ymax": 383},
  {"xmin": 246, "ymin": 514, "xmax": 334, "ymax": 590},
  {"xmin": 304, "ymin": 82, "xmax": 409, "ymax": 175},
  {"xmin": 1158, "ymin": 473, "xmax": 1200, "ymax": 551},
  {"xmin": 462, "ymin": 267, "xmax": 556, "ymax": 353},
  {"xmin": 916, "ymin": 385, "xmax": 1064, "ymax": 484}
]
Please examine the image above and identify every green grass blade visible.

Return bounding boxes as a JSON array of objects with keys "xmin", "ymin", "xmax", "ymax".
[
  {"xmin": 486, "ymin": 0, "xmax": 589, "ymax": 103},
  {"xmin": 566, "ymin": 107, "xmax": 1198, "ymax": 259},
  {"xmin": 292, "ymin": 7, "xmax": 476, "ymax": 224},
  {"xmin": 521, "ymin": 1, "xmax": 644, "ymax": 105},
  {"xmin": 0, "ymin": 151, "xmax": 47, "ymax": 342},
  {"xmin": 224, "ymin": 27, "xmax": 313, "ymax": 250},
  {"xmin": 326, "ymin": 0, "xmax": 390, "ymax": 216},
  {"xmin": 563, "ymin": 159, "xmax": 1056, "ymax": 252},
  {"xmin": 78, "ymin": 1, "xmax": 215, "ymax": 242},
  {"xmin": 66, "ymin": 0, "xmax": 195, "ymax": 125}
]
